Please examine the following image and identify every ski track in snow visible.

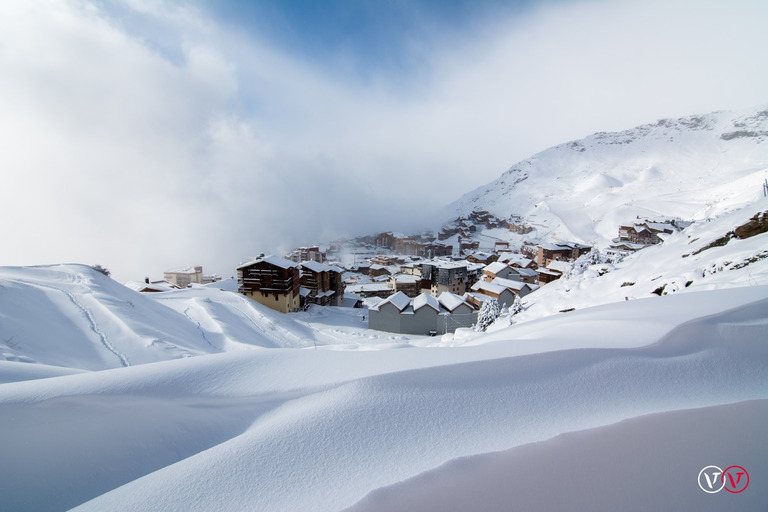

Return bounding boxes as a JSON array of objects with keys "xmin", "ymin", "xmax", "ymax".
[
  {"xmin": 15, "ymin": 276, "xmax": 130, "ymax": 368},
  {"xmin": 183, "ymin": 303, "xmax": 219, "ymax": 351}
]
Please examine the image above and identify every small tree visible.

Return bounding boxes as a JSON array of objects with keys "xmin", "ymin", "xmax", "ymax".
[
  {"xmin": 91, "ymin": 264, "xmax": 111, "ymax": 278},
  {"xmin": 508, "ymin": 295, "xmax": 523, "ymax": 316},
  {"xmin": 475, "ymin": 298, "xmax": 500, "ymax": 332}
]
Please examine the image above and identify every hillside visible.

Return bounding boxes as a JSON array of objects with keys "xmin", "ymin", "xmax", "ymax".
[
  {"xmin": 1, "ymin": 106, "xmax": 767, "ymax": 511},
  {"xmin": 444, "ymin": 106, "xmax": 768, "ymax": 247}
]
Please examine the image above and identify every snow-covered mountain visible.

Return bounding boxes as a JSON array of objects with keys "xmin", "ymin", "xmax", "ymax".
[
  {"xmin": 445, "ymin": 106, "xmax": 768, "ymax": 246},
  {"xmin": 2, "ymin": 107, "xmax": 768, "ymax": 511}
]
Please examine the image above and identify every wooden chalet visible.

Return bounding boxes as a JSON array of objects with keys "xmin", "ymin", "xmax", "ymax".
[
  {"xmin": 237, "ymin": 255, "xmax": 301, "ymax": 313},
  {"xmin": 299, "ymin": 261, "xmax": 345, "ymax": 307}
]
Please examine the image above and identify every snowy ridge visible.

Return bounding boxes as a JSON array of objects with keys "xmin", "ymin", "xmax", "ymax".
[
  {"xmin": 0, "ymin": 265, "xmax": 320, "ymax": 370},
  {"xmin": 445, "ymin": 106, "xmax": 768, "ymax": 246}
]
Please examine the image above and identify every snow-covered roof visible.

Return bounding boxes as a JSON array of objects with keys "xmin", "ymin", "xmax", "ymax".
[
  {"xmin": 393, "ymin": 274, "xmax": 421, "ymax": 284},
  {"xmin": 539, "ymin": 242, "xmax": 571, "ymax": 251},
  {"xmin": 464, "ymin": 291, "xmax": 493, "ymax": 304},
  {"xmin": 471, "ymin": 280, "xmax": 507, "ymax": 295},
  {"xmin": 124, "ymin": 280, "xmax": 178, "ymax": 292},
  {"xmin": 381, "ymin": 291, "xmax": 411, "ymax": 312},
  {"xmin": 164, "ymin": 266, "xmax": 201, "ymax": 274},
  {"xmin": 547, "ymin": 260, "xmax": 572, "ymax": 273},
  {"xmin": 237, "ymin": 255, "xmax": 298, "ymax": 270},
  {"xmin": 516, "ymin": 268, "xmax": 538, "ymax": 277},
  {"xmin": 422, "ymin": 259, "xmax": 467, "ymax": 270},
  {"xmin": 438, "ymin": 291, "xmax": 471, "ymax": 312},
  {"xmin": 413, "ymin": 293, "xmax": 439, "ymax": 312},
  {"xmin": 345, "ymin": 283, "xmax": 393, "ymax": 293},
  {"xmin": 644, "ymin": 222, "xmax": 675, "ymax": 232},
  {"xmin": 300, "ymin": 260, "xmax": 335, "ymax": 273},
  {"xmin": 484, "ymin": 261, "xmax": 509, "ymax": 275},
  {"xmin": 491, "ymin": 277, "xmax": 526, "ymax": 292}
]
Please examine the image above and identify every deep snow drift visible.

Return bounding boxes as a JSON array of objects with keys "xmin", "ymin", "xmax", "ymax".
[{"xmin": 0, "ymin": 284, "xmax": 766, "ymax": 511}]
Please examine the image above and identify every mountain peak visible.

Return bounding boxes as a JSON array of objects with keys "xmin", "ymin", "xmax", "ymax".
[{"xmin": 445, "ymin": 105, "xmax": 768, "ymax": 247}]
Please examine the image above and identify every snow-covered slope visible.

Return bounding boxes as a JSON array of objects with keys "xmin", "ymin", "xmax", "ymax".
[
  {"xmin": 1, "ymin": 286, "xmax": 765, "ymax": 511},
  {"xmin": 446, "ymin": 106, "xmax": 768, "ymax": 246},
  {"xmin": 0, "ymin": 264, "xmax": 421, "ymax": 371},
  {"xmin": 462, "ymin": 198, "xmax": 768, "ymax": 330},
  {"xmin": 0, "ymin": 265, "xmax": 335, "ymax": 370}
]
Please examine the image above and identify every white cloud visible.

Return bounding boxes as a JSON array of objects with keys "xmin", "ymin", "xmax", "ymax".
[{"xmin": 0, "ymin": 0, "xmax": 766, "ymax": 281}]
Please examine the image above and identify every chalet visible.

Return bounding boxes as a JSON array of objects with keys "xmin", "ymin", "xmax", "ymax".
[
  {"xmin": 491, "ymin": 276, "xmax": 538, "ymax": 297},
  {"xmin": 494, "ymin": 241, "xmax": 510, "ymax": 253},
  {"xmin": 482, "ymin": 261, "xmax": 519, "ymax": 282},
  {"xmin": 368, "ymin": 291, "xmax": 477, "ymax": 335},
  {"xmin": 547, "ymin": 260, "xmax": 571, "ymax": 275},
  {"xmin": 369, "ymin": 264, "xmax": 396, "ymax": 278},
  {"xmin": 498, "ymin": 253, "xmax": 537, "ymax": 270},
  {"xmin": 391, "ymin": 274, "xmax": 423, "ymax": 298},
  {"xmin": 466, "ymin": 251, "xmax": 498, "ymax": 265},
  {"xmin": 536, "ymin": 267, "xmax": 562, "ymax": 284},
  {"xmin": 299, "ymin": 261, "xmax": 344, "ymax": 307},
  {"xmin": 470, "ymin": 280, "xmax": 516, "ymax": 308},
  {"xmin": 164, "ymin": 265, "xmax": 203, "ymax": 288},
  {"xmin": 237, "ymin": 255, "xmax": 301, "ymax": 313},
  {"xmin": 514, "ymin": 267, "xmax": 538, "ymax": 284},
  {"xmin": 618, "ymin": 221, "xmax": 677, "ymax": 246},
  {"xmin": 536, "ymin": 242, "xmax": 591, "ymax": 267},
  {"xmin": 370, "ymin": 256, "xmax": 402, "ymax": 266},
  {"xmin": 458, "ymin": 238, "xmax": 480, "ymax": 254}
]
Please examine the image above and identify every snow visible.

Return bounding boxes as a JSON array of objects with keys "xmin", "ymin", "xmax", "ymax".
[
  {"xmin": 412, "ymin": 292, "xmax": 440, "ymax": 312},
  {"xmin": 2, "ymin": 107, "xmax": 768, "ymax": 511},
  {"xmin": 437, "ymin": 291, "xmax": 468, "ymax": 312},
  {"xmin": 483, "ymin": 261, "xmax": 509, "ymax": 275},
  {"xmin": 1, "ymin": 285, "xmax": 765, "ymax": 512},
  {"xmin": 445, "ymin": 106, "xmax": 768, "ymax": 249},
  {"xmin": 236, "ymin": 254, "xmax": 297, "ymax": 270},
  {"xmin": 346, "ymin": 400, "xmax": 768, "ymax": 512}
]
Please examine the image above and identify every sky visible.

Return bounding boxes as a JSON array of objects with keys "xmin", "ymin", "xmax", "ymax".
[{"xmin": 1, "ymin": 0, "xmax": 767, "ymax": 282}]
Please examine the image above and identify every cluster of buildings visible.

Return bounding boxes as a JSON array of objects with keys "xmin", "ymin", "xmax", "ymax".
[
  {"xmin": 136, "ymin": 215, "xmax": 687, "ymax": 336},
  {"xmin": 126, "ymin": 266, "xmax": 221, "ymax": 293},
  {"xmin": 609, "ymin": 220, "xmax": 689, "ymax": 254}
]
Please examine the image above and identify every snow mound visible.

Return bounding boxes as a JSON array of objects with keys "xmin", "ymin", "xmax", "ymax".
[{"xmin": 1, "ymin": 286, "xmax": 764, "ymax": 511}]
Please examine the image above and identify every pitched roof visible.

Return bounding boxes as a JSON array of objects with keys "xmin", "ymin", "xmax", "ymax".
[
  {"xmin": 471, "ymin": 280, "xmax": 507, "ymax": 295},
  {"xmin": 237, "ymin": 255, "xmax": 298, "ymax": 270},
  {"xmin": 438, "ymin": 291, "xmax": 471, "ymax": 312},
  {"xmin": 382, "ymin": 291, "xmax": 411, "ymax": 312},
  {"xmin": 484, "ymin": 261, "xmax": 509, "ymax": 275},
  {"xmin": 413, "ymin": 292, "xmax": 440, "ymax": 312},
  {"xmin": 547, "ymin": 260, "xmax": 572, "ymax": 273},
  {"xmin": 491, "ymin": 276, "xmax": 526, "ymax": 292},
  {"xmin": 300, "ymin": 260, "xmax": 334, "ymax": 273}
]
